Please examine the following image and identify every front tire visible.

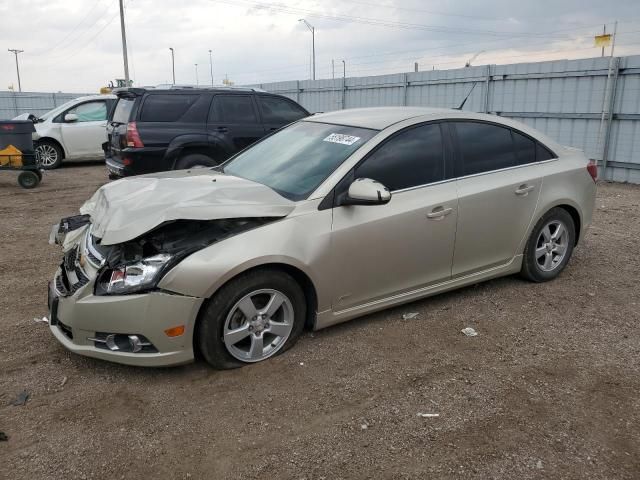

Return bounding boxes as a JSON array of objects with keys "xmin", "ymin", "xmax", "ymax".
[
  {"xmin": 520, "ymin": 207, "xmax": 575, "ymax": 282},
  {"xmin": 35, "ymin": 140, "xmax": 63, "ymax": 169},
  {"xmin": 198, "ymin": 269, "xmax": 306, "ymax": 369}
]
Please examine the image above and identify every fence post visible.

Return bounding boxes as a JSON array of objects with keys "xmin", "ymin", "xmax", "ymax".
[
  {"xmin": 342, "ymin": 76, "xmax": 346, "ymax": 110},
  {"xmin": 602, "ymin": 56, "xmax": 621, "ymax": 177},
  {"xmin": 484, "ymin": 64, "xmax": 491, "ymax": 113},
  {"xmin": 403, "ymin": 73, "xmax": 408, "ymax": 106},
  {"xmin": 296, "ymin": 80, "xmax": 300, "ymax": 104}
]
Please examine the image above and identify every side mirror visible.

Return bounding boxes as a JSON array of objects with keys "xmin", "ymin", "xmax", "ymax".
[
  {"xmin": 64, "ymin": 113, "xmax": 78, "ymax": 122},
  {"xmin": 343, "ymin": 178, "xmax": 391, "ymax": 206}
]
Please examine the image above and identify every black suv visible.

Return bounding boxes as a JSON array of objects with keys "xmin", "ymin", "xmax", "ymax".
[{"xmin": 104, "ymin": 86, "xmax": 310, "ymax": 177}]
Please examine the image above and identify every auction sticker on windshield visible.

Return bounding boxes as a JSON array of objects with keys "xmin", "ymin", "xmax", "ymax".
[{"xmin": 323, "ymin": 133, "xmax": 361, "ymax": 146}]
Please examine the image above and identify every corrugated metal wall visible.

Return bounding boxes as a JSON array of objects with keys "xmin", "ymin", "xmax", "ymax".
[
  {"xmin": 251, "ymin": 55, "xmax": 640, "ymax": 183},
  {"xmin": 0, "ymin": 91, "xmax": 90, "ymax": 120}
]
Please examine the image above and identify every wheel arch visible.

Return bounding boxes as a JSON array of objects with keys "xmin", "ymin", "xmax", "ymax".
[
  {"xmin": 528, "ymin": 199, "xmax": 583, "ymax": 248},
  {"xmin": 35, "ymin": 137, "xmax": 66, "ymax": 159},
  {"xmin": 165, "ymin": 135, "xmax": 227, "ymax": 169},
  {"xmin": 192, "ymin": 262, "xmax": 319, "ymax": 358}
]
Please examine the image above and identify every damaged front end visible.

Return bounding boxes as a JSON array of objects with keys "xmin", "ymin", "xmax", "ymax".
[{"xmin": 51, "ymin": 214, "xmax": 277, "ymax": 298}]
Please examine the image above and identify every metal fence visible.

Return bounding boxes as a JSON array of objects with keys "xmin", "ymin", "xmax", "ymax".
[
  {"xmin": 250, "ymin": 55, "xmax": 640, "ymax": 183},
  {"xmin": 0, "ymin": 91, "xmax": 90, "ymax": 120}
]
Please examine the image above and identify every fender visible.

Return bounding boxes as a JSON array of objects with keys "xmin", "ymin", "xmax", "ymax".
[{"xmin": 164, "ymin": 133, "xmax": 214, "ymax": 169}]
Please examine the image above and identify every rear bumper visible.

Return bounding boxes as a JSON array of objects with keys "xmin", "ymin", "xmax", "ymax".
[
  {"xmin": 105, "ymin": 146, "xmax": 170, "ymax": 177},
  {"xmin": 48, "ymin": 277, "xmax": 204, "ymax": 367}
]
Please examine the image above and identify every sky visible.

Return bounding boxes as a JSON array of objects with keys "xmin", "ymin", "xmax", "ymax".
[{"xmin": 1, "ymin": 0, "xmax": 640, "ymax": 93}]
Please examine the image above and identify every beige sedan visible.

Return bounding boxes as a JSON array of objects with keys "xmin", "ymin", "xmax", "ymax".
[{"xmin": 47, "ymin": 107, "xmax": 597, "ymax": 368}]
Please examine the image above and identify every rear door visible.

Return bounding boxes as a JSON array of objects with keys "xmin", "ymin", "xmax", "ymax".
[
  {"xmin": 330, "ymin": 122, "xmax": 458, "ymax": 311},
  {"xmin": 208, "ymin": 95, "xmax": 263, "ymax": 155},
  {"xmin": 58, "ymin": 100, "xmax": 109, "ymax": 159},
  {"xmin": 256, "ymin": 95, "xmax": 309, "ymax": 133},
  {"xmin": 450, "ymin": 121, "xmax": 543, "ymax": 277}
]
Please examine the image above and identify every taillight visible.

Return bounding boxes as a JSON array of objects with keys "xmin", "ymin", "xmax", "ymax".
[
  {"xmin": 587, "ymin": 159, "xmax": 598, "ymax": 182},
  {"xmin": 126, "ymin": 122, "xmax": 144, "ymax": 148}
]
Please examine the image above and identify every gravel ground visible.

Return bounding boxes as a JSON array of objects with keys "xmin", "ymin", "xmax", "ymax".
[{"xmin": 1, "ymin": 163, "xmax": 639, "ymax": 480}]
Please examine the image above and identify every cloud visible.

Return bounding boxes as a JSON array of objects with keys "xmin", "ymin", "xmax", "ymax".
[{"xmin": 0, "ymin": 0, "xmax": 638, "ymax": 92}]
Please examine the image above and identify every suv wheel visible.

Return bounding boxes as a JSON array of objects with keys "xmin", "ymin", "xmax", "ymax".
[
  {"xmin": 35, "ymin": 140, "xmax": 63, "ymax": 169},
  {"xmin": 175, "ymin": 153, "xmax": 217, "ymax": 170},
  {"xmin": 520, "ymin": 207, "xmax": 576, "ymax": 282},
  {"xmin": 197, "ymin": 269, "xmax": 307, "ymax": 369}
]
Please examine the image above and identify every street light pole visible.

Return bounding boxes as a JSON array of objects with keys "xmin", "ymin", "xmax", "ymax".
[
  {"xmin": 118, "ymin": 0, "xmax": 130, "ymax": 85},
  {"xmin": 169, "ymin": 48, "xmax": 175, "ymax": 84},
  {"xmin": 8, "ymin": 49, "xmax": 24, "ymax": 92},
  {"xmin": 195, "ymin": 63, "xmax": 199, "ymax": 86},
  {"xmin": 209, "ymin": 50, "xmax": 214, "ymax": 86},
  {"xmin": 298, "ymin": 19, "xmax": 315, "ymax": 80}
]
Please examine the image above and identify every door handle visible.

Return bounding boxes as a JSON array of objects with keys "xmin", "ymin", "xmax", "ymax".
[
  {"xmin": 216, "ymin": 126, "xmax": 228, "ymax": 133},
  {"xmin": 515, "ymin": 184, "xmax": 535, "ymax": 196},
  {"xmin": 427, "ymin": 207, "xmax": 453, "ymax": 220}
]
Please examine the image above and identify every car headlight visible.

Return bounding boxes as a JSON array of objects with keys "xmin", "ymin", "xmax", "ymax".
[{"xmin": 96, "ymin": 253, "xmax": 173, "ymax": 295}]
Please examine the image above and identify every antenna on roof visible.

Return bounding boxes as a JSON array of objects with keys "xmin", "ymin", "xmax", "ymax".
[{"xmin": 454, "ymin": 81, "xmax": 479, "ymax": 111}]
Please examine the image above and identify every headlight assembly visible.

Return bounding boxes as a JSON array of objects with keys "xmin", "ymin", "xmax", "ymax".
[{"xmin": 96, "ymin": 253, "xmax": 173, "ymax": 295}]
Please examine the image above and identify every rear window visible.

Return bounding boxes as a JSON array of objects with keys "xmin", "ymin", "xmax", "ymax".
[
  {"xmin": 112, "ymin": 97, "xmax": 135, "ymax": 124},
  {"xmin": 455, "ymin": 122, "xmax": 517, "ymax": 175},
  {"xmin": 258, "ymin": 96, "xmax": 308, "ymax": 124},
  {"xmin": 140, "ymin": 94, "xmax": 198, "ymax": 122}
]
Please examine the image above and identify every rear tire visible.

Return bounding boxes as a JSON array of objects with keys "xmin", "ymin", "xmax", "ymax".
[
  {"xmin": 18, "ymin": 171, "xmax": 40, "ymax": 189},
  {"xmin": 520, "ymin": 207, "xmax": 575, "ymax": 282},
  {"xmin": 175, "ymin": 153, "xmax": 217, "ymax": 170},
  {"xmin": 35, "ymin": 140, "xmax": 63, "ymax": 169},
  {"xmin": 198, "ymin": 269, "xmax": 306, "ymax": 369}
]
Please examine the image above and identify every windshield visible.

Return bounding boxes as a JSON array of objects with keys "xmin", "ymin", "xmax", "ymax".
[{"xmin": 223, "ymin": 121, "xmax": 377, "ymax": 201}]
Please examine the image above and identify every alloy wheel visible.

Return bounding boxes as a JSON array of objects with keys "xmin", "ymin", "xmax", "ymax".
[
  {"xmin": 36, "ymin": 144, "xmax": 58, "ymax": 167},
  {"xmin": 223, "ymin": 289, "xmax": 294, "ymax": 363},
  {"xmin": 535, "ymin": 220, "xmax": 569, "ymax": 272}
]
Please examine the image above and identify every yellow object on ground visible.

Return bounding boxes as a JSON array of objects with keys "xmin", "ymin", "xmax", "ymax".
[{"xmin": 0, "ymin": 144, "xmax": 23, "ymax": 167}]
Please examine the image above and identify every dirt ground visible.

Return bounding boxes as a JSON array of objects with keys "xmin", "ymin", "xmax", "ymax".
[{"xmin": 0, "ymin": 163, "xmax": 639, "ymax": 480}]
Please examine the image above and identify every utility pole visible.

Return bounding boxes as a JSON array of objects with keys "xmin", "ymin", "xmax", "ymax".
[
  {"xmin": 169, "ymin": 48, "xmax": 175, "ymax": 84},
  {"xmin": 601, "ymin": 24, "xmax": 606, "ymax": 57},
  {"xmin": 195, "ymin": 64, "xmax": 199, "ymax": 86},
  {"xmin": 342, "ymin": 59, "xmax": 346, "ymax": 109},
  {"xmin": 8, "ymin": 49, "xmax": 23, "ymax": 92},
  {"xmin": 298, "ymin": 19, "xmax": 315, "ymax": 80},
  {"xmin": 118, "ymin": 0, "xmax": 130, "ymax": 84},
  {"xmin": 209, "ymin": 50, "xmax": 214, "ymax": 86}
]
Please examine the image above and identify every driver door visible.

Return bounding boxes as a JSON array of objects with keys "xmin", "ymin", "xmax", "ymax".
[
  {"xmin": 330, "ymin": 123, "xmax": 458, "ymax": 311},
  {"xmin": 59, "ymin": 100, "xmax": 108, "ymax": 159}
]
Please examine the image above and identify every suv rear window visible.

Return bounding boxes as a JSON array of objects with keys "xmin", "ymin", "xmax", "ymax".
[
  {"xmin": 112, "ymin": 97, "xmax": 135, "ymax": 124},
  {"xmin": 140, "ymin": 94, "xmax": 198, "ymax": 122}
]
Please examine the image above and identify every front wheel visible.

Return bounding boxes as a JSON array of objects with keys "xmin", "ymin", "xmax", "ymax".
[
  {"xmin": 35, "ymin": 140, "xmax": 63, "ymax": 169},
  {"xmin": 197, "ymin": 270, "xmax": 306, "ymax": 369},
  {"xmin": 520, "ymin": 207, "xmax": 576, "ymax": 282}
]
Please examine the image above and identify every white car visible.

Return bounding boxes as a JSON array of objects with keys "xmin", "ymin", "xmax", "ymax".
[{"xmin": 15, "ymin": 94, "xmax": 116, "ymax": 169}]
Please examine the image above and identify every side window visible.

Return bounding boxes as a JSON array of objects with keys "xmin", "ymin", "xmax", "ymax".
[
  {"xmin": 258, "ymin": 96, "xmax": 307, "ymax": 124},
  {"xmin": 536, "ymin": 142, "xmax": 555, "ymax": 161},
  {"xmin": 355, "ymin": 123, "xmax": 445, "ymax": 191},
  {"xmin": 216, "ymin": 95, "xmax": 258, "ymax": 124},
  {"xmin": 140, "ymin": 94, "xmax": 198, "ymax": 122},
  {"xmin": 67, "ymin": 101, "xmax": 107, "ymax": 122},
  {"xmin": 455, "ymin": 122, "xmax": 516, "ymax": 175},
  {"xmin": 512, "ymin": 130, "xmax": 536, "ymax": 165}
]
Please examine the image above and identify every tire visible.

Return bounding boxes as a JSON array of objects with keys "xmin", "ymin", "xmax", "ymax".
[
  {"xmin": 18, "ymin": 171, "xmax": 40, "ymax": 189},
  {"xmin": 174, "ymin": 153, "xmax": 217, "ymax": 170},
  {"xmin": 520, "ymin": 207, "xmax": 576, "ymax": 282},
  {"xmin": 198, "ymin": 269, "xmax": 307, "ymax": 369},
  {"xmin": 35, "ymin": 140, "xmax": 63, "ymax": 169}
]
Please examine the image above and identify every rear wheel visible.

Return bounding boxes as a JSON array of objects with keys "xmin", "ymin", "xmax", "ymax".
[
  {"xmin": 198, "ymin": 270, "xmax": 306, "ymax": 369},
  {"xmin": 18, "ymin": 170, "xmax": 40, "ymax": 189},
  {"xmin": 521, "ymin": 207, "xmax": 575, "ymax": 282},
  {"xmin": 175, "ymin": 153, "xmax": 217, "ymax": 170},
  {"xmin": 35, "ymin": 140, "xmax": 63, "ymax": 169}
]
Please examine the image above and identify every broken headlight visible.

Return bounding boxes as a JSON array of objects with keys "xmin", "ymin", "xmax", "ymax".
[{"xmin": 95, "ymin": 254, "xmax": 173, "ymax": 295}]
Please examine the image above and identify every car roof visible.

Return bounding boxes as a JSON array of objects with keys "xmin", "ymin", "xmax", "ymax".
[
  {"xmin": 74, "ymin": 94, "xmax": 116, "ymax": 101},
  {"xmin": 305, "ymin": 107, "xmax": 454, "ymax": 130}
]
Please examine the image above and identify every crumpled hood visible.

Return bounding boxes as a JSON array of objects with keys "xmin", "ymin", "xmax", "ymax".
[{"xmin": 80, "ymin": 169, "xmax": 294, "ymax": 245}]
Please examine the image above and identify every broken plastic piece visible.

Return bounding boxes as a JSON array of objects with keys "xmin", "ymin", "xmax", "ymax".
[
  {"xmin": 402, "ymin": 312, "xmax": 419, "ymax": 320},
  {"xmin": 33, "ymin": 316, "xmax": 48, "ymax": 324},
  {"xmin": 10, "ymin": 391, "xmax": 29, "ymax": 406},
  {"xmin": 461, "ymin": 327, "xmax": 478, "ymax": 337},
  {"xmin": 417, "ymin": 413, "xmax": 440, "ymax": 418}
]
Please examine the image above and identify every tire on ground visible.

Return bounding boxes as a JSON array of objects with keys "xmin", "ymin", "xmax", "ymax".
[
  {"xmin": 35, "ymin": 140, "xmax": 63, "ymax": 169},
  {"xmin": 520, "ymin": 207, "xmax": 576, "ymax": 283},
  {"xmin": 175, "ymin": 153, "xmax": 217, "ymax": 170},
  {"xmin": 197, "ymin": 269, "xmax": 307, "ymax": 370}
]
